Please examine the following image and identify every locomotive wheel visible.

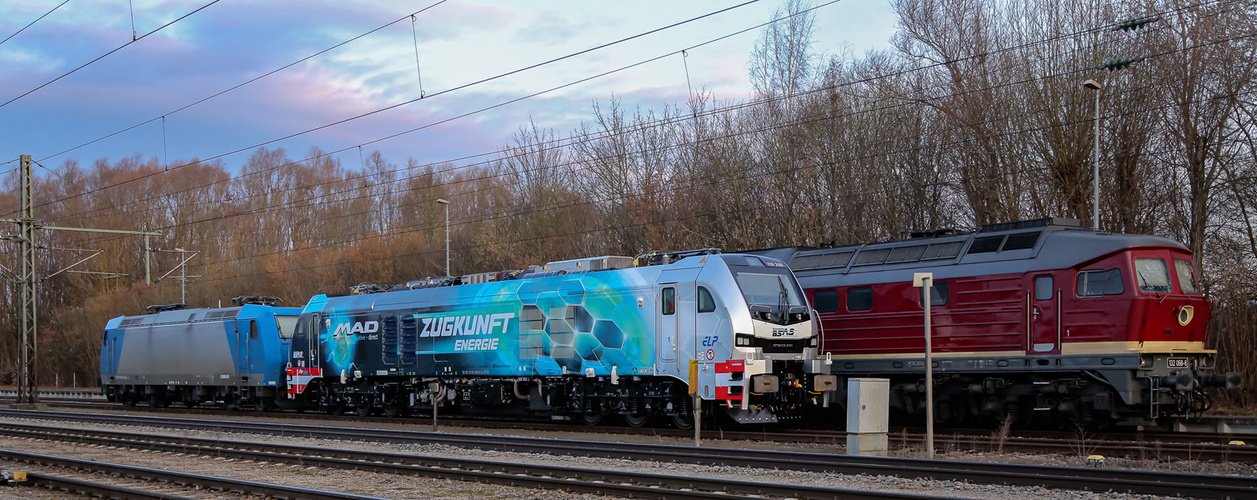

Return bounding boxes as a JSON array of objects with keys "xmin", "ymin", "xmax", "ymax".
[
  {"xmin": 581, "ymin": 412, "xmax": 603, "ymax": 426},
  {"xmin": 121, "ymin": 394, "xmax": 138, "ymax": 407},
  {"xmin": 183, "ymin": 401, "xmax": 198, "ymax": 409},
  {"xmin": 355, "ymin": 405, "xmax": 372, "ymax": 417},
  {"xmin": 623, "ymin": 413, "xmax": 648, "ymax": 428},
  {"xmin": 671, "ymin": 412, "xmax": 694, "ymax": 430},
  {"xmin": 328, "ymin": 404, "xmax": 345, "ymax": 416}
]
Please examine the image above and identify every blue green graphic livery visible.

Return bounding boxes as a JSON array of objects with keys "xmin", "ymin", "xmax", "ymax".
[{"xmin": 309, "ymin": 270, "xmax": 654, "ymax": 379}]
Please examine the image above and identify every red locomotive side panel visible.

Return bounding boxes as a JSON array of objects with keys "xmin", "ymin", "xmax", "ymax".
[{"xmin": 813, "ymin": 272, "xmax": 1027, "ymax": 356}]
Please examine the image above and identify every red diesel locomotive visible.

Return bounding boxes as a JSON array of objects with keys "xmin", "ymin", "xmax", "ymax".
[{"xmin": 753, "ymin": 218, "xmax": 1240, "ymax": 427}]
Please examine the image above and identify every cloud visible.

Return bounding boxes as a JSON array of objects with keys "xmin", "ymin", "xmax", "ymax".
[{"xmin": 1, "ymin": 0, "xmax": 898, "ymax": 176}]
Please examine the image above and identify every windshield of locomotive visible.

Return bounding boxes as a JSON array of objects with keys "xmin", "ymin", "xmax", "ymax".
[
  {"xmin": 275, "ymin": 315, "xmax": 299, "ymax": 340},
  {"xmin": 722, "ymin": 255, "xmax": 807, "ymax": 309}
]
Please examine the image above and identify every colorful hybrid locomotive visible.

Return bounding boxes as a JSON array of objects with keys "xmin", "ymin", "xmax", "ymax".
[
  {"xmin": 100, "ymin": 250, "xmax": 836, "ymax": 426},
  {"xmin": 286, "ymin": 250, "xmax": 834, "ymax": 426},
  {"xmin": 100, "ymin": 297, "xmax": 302, "ymax": 409},
  {"xmin": 751, "ymin": 218, "xmax": 1240, "ymax": 427}
]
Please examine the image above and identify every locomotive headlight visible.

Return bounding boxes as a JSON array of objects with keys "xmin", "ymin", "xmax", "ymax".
[
  {"xmin": 809, "ymin": 336, "xmax": 818, "ymax": 347},
  {"xmin": 736, "ymin": 334, "xmax": 754, "ymax": 347},
  {"xmin": 1176, "ymin": 306, "xmax": 1194, "ymax": 326}
]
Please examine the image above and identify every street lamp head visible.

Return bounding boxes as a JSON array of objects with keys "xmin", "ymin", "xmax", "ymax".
[
  {"xmin": 1082, "ymin": 79, "xmax": 1103, "ymax": 91},
  {"xmin": 435, "ymin": 198, "xmax": 450, "ymax": 205}
]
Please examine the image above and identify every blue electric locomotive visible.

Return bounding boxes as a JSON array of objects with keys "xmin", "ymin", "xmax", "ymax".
[
  {"xmin": 100, "ymin": 297, "xmax": 302, "ymax": 409},
  {"xmin": 286, "ymin": 250, "xmax": 836, "ymax": 425}
]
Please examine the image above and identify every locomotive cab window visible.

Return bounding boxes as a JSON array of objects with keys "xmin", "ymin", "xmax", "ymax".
[
  {"xmin": 697, "ymin": 286, "xmax": 716, "ymax": 313},
  {"xmin": 1034, "ymin": 276, "xmax": 1053, "ymax": 300},
  {"xmin": 848, "ymin": 287, "xmax": 873, "ymax": 311},
  {"xmin": 661, "ymin": 287, "xmax": 676, "ymax": 315},
  {"xmin": 1134, "ymin": 258, "xmax": 1171, "ymax": 294},
  {"xmin": 1077, "ymin": 268, "xmax": 1124, "ymax": 297},
  {"xmin": 249, "ymin": 321, "xmax": 259, "ymax": 339},
  {"xmin": 1175, "ymin": 260, "xmax": 1200, "ymax": 294},
  {"xmin": 919, "ymin": 281, "xmax": 948, "ymax": 307},
  {"xmin": 813, "ymin": 289, "xmax": 839, "ymax": 313},
  {"xmin": 276, "ymin": 315, "xmax": 298, "ymax": 340}
]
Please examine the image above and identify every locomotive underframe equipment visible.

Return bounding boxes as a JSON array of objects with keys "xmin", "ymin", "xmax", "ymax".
[
  {"xmin": 289, "ymin": 364, "xmax": 830, "ymax": 426},
  {"xmin": 831, "ymin": 350, "xmax": 1239, "ymax": 427}
]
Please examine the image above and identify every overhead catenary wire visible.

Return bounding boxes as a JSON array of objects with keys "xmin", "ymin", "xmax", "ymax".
[
  {"xmin": 0, "ymin": 0, "xmax": 70, "ymax": 47},
  {"xmin": 43, "ymin": 0, "xmax": 892, "ymax": 226},
  {"xmin": 47, "ymin": 0, "xmax": 1241, "ymax": 229},
  {"xmin": 44, "ymin": 8, "xmax": 1251, "ymax": 261},
  {"xmin": 78, "ymin": 69, "xmax": 1257, "ymax": 276},
  {"xmin": 194, "ymin": 132, "xmax": 1235, "ymax": 286},
  {"xmin": 12, "ymin": 0, "xmax": 784, "ymax": 214},
  {"xmin": 0, "ymin": 0, "xmax": 223, "ymax": 110},
  {"xmin": 1, "ymin": 0, "xmax": 453, "ymax": 170},
  {"xmin": 7, "ymin": 0, "xmax": 771, "ymax": 206},
  {"xmin": 17, "ymin": 1, "xmax": 1246, "ymax": 260}
]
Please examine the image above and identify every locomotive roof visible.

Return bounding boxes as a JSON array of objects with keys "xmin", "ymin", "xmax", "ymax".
[
  {"xmin": 750, "ymin": 218, "xmax": 1189, "ymax": 285},
  {"xmin": 305, "ymin": 252, "xmax": 775, "ymax": 312},
  {"xmin": 106, "ymin": 304, "xmax": 301, "ymax": 329}
]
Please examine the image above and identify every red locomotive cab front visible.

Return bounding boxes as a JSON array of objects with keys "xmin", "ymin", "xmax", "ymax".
[{"xmin": 1127, "ymin": 250, "xmax": 1212, "ymax": 347}]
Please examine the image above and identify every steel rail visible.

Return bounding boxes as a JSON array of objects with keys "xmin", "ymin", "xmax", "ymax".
[
  {"xmin": 24, "ymin": 397, "xmax": 1257, "ymax": 455},
  {"xmin": 2, "ymin": 410, "xmax": 1255, "ymax": 499},
  {"xmin": 4, "ymin": 424, "xmax": 957, "ymax": 500},
  {"xmin": 0, "ymin": 448, "xmax": 387, "ymax": 500},
  {"xmin": 25, "ymin": 472, "xmax": 199, "ymax": 500}
]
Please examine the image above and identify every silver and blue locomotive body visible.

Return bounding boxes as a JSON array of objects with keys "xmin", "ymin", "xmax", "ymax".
[
  {"xmin": 100, "ymin": 299, "xmax": 301, "ymax": 408},
  {"xmin": 286, "ymin": 251, "xmax": 835, "ymax": 424}
]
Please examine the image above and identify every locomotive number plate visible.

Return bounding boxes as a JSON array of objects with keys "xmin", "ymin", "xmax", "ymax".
[{"xmin": 1167, "ymin": 358, "xmax": 1189, "ymax": 368}]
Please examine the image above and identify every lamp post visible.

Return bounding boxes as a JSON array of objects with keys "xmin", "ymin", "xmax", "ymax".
[
  {"xmin": 913, "ymin": 272, "xmax": 934, "ymax": 459},
  {"xmin": 1082, "ymin": 79, "xmax": 1102, "ymax": 230},
  {"xmin": 436, "ymin": 198, "xmax": 450, "ymax": 277}
]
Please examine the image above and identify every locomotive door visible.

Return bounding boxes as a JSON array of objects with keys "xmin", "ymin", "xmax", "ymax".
[
  {"xmin": 102, "ymin": 332, "xmax": 115, "ymax": 375},
  {"xmin": 689, "ymin": 284, "xmax": 715, "ymax": 399},
  {"xmin": 657, "ymin": 284, "xmax": 678, "ymax": 363},
  {"xmin": 1029, "ymin": 275, "xmax": 1060, "ymax": 354},
  {"xmin": 235, "ymin": 319, "xmax": 253, "ymax": 380},
  {"xmin": 309, "ymin": 313, "xmax": 322, "ymax": 369}
]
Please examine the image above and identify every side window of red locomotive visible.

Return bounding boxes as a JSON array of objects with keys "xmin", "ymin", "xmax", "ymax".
[
  {"xmin": 847, "ymin": 287, "xmax": 873, "ymax": 311},
  {"xmin": 1034, "ymin": 276, "xmax": 1053, "ymax": 300},
  {"xmin": 1134, "ymin": 258, "xmax": 1172, "ymax": 294},
  {"xmin": 813, "ymin": 289, "xmax": 839, "ymax": 313},
  {"xmin": 697, "ymin": 287, "xmax": 716, "ymax": 313},
  {"xmin": 661, "ymin": 287, "xmax": 676, "ymax": 315},
  {"xmin": 1175, "ymin": 260, "xmax": 1200, "ymax": 294},
  {"xmin": 918, "ymin": 282, "xmax": 948, "ymax": 307},
  {"xmin": 1077, "ymin": 269, "xmax": 1124, "ymax": 297}
]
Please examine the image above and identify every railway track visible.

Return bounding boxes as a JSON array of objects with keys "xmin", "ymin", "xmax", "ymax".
[
  {"xmin": 24, "ymin": 399, "xmax": 1257, "ymax": 462},
  {"xmin": 2, "ymin": 409, "xmax": 1254, "ymax": 499},
  {"xmin": 1, "ymin": 423, "xmax": 967, "ymax": 500},
  {"xmin": 0, "ymin": 449, "xmax": 385, "ymax": 499}
]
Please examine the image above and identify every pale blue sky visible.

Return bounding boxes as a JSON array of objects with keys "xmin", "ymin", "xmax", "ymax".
[{"xmin": 0, "ymin": 1, "xmax": 897, "ymax": 173}]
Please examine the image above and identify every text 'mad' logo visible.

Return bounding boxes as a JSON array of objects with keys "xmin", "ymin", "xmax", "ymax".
[{"xmin": 332, "ymin": 321, "xmax": 378, "ymax": 337}]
